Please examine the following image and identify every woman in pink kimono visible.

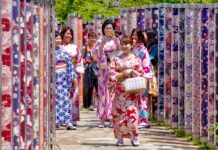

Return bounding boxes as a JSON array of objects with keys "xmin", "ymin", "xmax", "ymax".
[
  {"xmin": 131, "ymin": 28, "xmax": 154, "ymax": 129},
  {"xmin": 60, "ymin": 27, "xmax": 85, "ymax": 129},
  {"xmin": 109, "ymin": 37, "xmax": 146, "ymax": 146},
  {"xmin": 92, "ymin": 19, "xmax": 120, "ymax": 128}
]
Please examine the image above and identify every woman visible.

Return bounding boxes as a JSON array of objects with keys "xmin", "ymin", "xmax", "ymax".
[
  {"xmin": 146, "ymin": 29, "xmax": 158, "ymax": 118},
  {"xmin": 92, "ymin": 19, "xmax": 120, "ymax": 128},
  {"xmin": 109, "ymin": 37, "xmax": 146, "ymax": 146},
  {"xmin": 131, "ymin": 28, "xmax": 154, "ymax": 129},
  {"xmin": 83, "ymin": 31, "xmax": 98, "ymax": 110},
  {"xmin": 55, "ymin": 32, "xmax": 77, "ymax": 130},
  {"xmin": 60, "ymin": 27, "xmax": 85, "ymax": 129}
]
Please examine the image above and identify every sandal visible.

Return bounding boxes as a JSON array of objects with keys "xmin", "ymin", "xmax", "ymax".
[
  {"xmin": 66, "ymin": 123, "xmax": 77, "ymax": 130},
  {"xmin": 116, "ymin": 139, "xmax": 124, "ymax": 146},
  {"xmin": 109, "ymin": 122, "xmax": 113, "ymax": 128},
  {"xmin": 98, "ymin": 120, "xmax": 105, "ymax": 128}
]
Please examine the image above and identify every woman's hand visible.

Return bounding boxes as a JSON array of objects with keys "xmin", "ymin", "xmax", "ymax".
[
  {"xmin": 92, "ymin": 55, "xmax": 97, "ymax": 62},
  {"xmin": 73, "ymin": 78, "xmax": 78, "ymax": 87},
  {"xmin": 99, "ymin": 63, "xmax": 106, "ymax": 70},
  {"xmin": 99, "ymin": 37, "xmax": 106, "ymax": 54},
  {"xmin": 123, "ymin": 69, "xmax": 133, "ymax": 78},
  {"xmin": 119, "ymin": 66, "xmax": 128, "ymax": 72}
]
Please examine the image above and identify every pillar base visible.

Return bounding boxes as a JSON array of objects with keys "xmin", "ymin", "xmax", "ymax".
[
  {"xmin": 185, "ymin": 129, "xmax": 192, "ymax": 135},
  {"xmin": 164, "ymin": 119, "xmax": 170, "ymax": 126},
  {"xmin": 171, "ymin": 122, "xmax": 178, "ymax": 129}
]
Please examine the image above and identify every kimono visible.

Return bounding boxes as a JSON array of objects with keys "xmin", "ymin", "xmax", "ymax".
[
  {"xmin": 61, "ymin": 44, "xmax": 84, "ymax": 121},
  {"xmin": 132, "ymin": 43, "xmax": 154, "ymax": 125},
  {"xmin": 55, "ymin": 48, "xmax": 77, "ymax": 125},
  {"xmin": 91, "ymin": 37, "xmax": 119, "ymax": 120},
  {"xmin": 109, "ymin": 54, "xmax": 146, "ymax": 139}
]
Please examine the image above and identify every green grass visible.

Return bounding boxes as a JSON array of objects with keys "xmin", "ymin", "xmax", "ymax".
[
  {"xmin": 152, "ymin": 120, "xmax": 218, "ymax": 150},
  {"xmin": 55, "ymin": 144, "xmax": 61, "ymax": 150}
]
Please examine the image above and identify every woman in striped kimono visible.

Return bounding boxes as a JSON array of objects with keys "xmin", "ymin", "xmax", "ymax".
[{"xmin": 131, "ymin": 28, "xmax": 154, "ymax": 129}]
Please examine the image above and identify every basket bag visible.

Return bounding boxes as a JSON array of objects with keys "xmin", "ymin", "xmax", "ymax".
[{"xmin": 123, "ymin": 77, "xmax": 147, "ymax": 93}]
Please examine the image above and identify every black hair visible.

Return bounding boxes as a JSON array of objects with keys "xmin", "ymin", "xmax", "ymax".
[
  {"xmin": 131, "ymin": 28, "xmax": 146, "ymax": 44},
  {"xmin": 145, "ymin": 29, "xmax": 158, "ymax": 49},
  {"xmin": 55, "ymin": 31, "xmax": 60, "ymax": 38},
  {"xmin": 102, "ymin": 19, "xmax": 115, "ymax": 35}
]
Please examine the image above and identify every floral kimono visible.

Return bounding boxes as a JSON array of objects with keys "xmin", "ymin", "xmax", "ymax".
[
  {"xmin": 91, "ymin": 38, "xmax": 119, "ymax": 120},
  {"xmin": 109, "ymin": 54, "xmax": 146, "ymax": 139},
  {"xmin": 132, "ymin": 43, "xmax": 154, "ymax": 126},
  {"xmin": 55, "ymin": 49, "xmax": 77, "ymax": 125},
  {"xmin": 61, "ymin": 44, "xmax": 84, "ymax": 121}
]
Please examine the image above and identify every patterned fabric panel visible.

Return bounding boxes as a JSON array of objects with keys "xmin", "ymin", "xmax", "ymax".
[
  {"xmin": 94, "ymin": 15, "xmax": 103, "ymax": 40},
  {"xmin": 164, "ymin": 6, "xmax": 172, "ymax": 120},
  {"xmin": 68, "ymin": 14, "xmax": 78, "ymax": 45},
  {"xmin": 20, "ymin": 1, "xmax": 27, "ymax": 148},
  {"xmin": 121, "ymin": 9, "xmax": 128, "ymax": 38},
  {"xmin": 200, "ymin": 7, "xmax": 209, "ymax": 138},
  {"xmin": 43, "ymin": 7, "xmax": 49, "ymax": 147},
  {"xmin": 83, "ymin": 22, "xmax": 88, "ymax": 46},
  {"xmin": 88, "ymin": 21, "xmax": 95, "ymax": 32},
  {"xmin": 137, "ymin": 8, "xmax": 145, "ymax": 31},
  {"xmin": 158, "ymin": 7, "xmax": 165, "ymax": 117},
  {"xmin": 26, "ymin": 2, "xmax": 33, "ymax": 149},
  {"xmin": 171, "ymin": 7, "xmax": 179, "ymax": 125},
  {"xmin": 192, "ymin": 7, "xmax": 201, "ymax": 137},
  {"xmin": 32, "ymin": 4, "xmax": 40, "ymax": 149},
  {"xmin": 0, "ymin": 2, "xmax": 2, "ymax": 149},
  {"xmin": 12, "ymin": 0, "xmax": 20, "ymax": 148},
  {"xmin": 215, "ymin": 8, "xmax": 218, "ymax": 145},
  {"xmin": 145, "ymin": 8, "xmax": 152, "ymax": 30},
  {"xmin": 208, "ymin": 8, "xmax": 215, "ymax": 142},
  {"xmin": 185, "ymin": 6, "xmax": 193, "ymax": 132},
  {"xmin": 178, "ymin": 7, "xmax": 185, "ymax": 128},
  {"xmin": 1, "ymin": 0, "xmax": 12, "ymax": 149},
  {"xmin": 152, "ymin": 7, "xmax": 159, "ymax": 34}
]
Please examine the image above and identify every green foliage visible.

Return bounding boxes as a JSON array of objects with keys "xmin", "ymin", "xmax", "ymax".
[
  {"xmin": 55, "ymin": 0, "xmax": 218, "ymax": 23},
  {"xmin": 172, "ymin": 129, "xmax": 186, "ymax": 137}
]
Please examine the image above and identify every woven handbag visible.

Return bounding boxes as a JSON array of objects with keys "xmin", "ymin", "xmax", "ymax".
[{"xmin": 123, "ymin": 77, "xmax": 147, "ymax": 93}]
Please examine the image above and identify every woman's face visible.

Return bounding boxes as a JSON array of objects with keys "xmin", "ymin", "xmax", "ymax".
[
  {"xmin": 55, "ymin": 35, "xmax": 62, "ymax": 47},
  {"xmin": 88, "ymin": 35, "xmax": 96, "ymax": 45},
  {"xmin": 104, "ymin": 24, "xmax": 114, "ymax": 37},
  {"xmin": 121, "ymin": 43, "xmax": 132, "ymax": 55},
  {"xmin": 63, "ymin": 30, "xmax": 73, "ymax": 44},
  {"xmin": 131, "ymin": 31, "xmax": 138, "ymax": 45}
]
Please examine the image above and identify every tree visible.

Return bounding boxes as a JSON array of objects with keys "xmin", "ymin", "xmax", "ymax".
[{"xmin": 55, "ymin": 0, "xmax": 218, "ymax": 23}]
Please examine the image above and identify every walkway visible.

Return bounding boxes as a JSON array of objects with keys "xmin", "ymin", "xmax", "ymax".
[{"xmin": 56, "ymin": 111, "xmax": 198, "ymax": 150}]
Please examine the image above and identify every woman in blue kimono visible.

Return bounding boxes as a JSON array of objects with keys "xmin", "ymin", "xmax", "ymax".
[{"xmin": 55, "ymin": 32, "xmax": 77, "ymax": 130}]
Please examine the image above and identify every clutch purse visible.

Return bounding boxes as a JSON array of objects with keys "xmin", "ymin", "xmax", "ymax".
[{"xmin": 123, "ymin": 77, "xmax": 147, "ymax": 93}]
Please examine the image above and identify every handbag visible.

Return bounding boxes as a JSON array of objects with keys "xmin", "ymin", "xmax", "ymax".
[
  {"xmin": 123, "ymin": 77, "xmax": 147, "ymax": 93},
  {"xmin": 148, "ymin": 75, "xmax": 158, "ymax": 97}
]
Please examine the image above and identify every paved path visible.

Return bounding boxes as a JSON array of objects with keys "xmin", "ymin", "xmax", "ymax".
[{"xmin": 56, "ymin": 111, "xmax": 198, "ymax": 150}]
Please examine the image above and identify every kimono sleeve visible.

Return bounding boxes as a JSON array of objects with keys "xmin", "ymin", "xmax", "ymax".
[
  {"xmin": 132, "ymin": 57, "xmax": 147, "ymax": 78},
  {"xmin": 75, "ymin": 47, "xmax": 85, "ymax": 73},
  {"xmin": 67, "ymin": 59, "xmax": 77, "ymax": 80},
  {"xmin": 91, "ymin": 39, "xmax": 107, "ymax": 68},
  {"xmin": 139, "ymin": 47, "xmax": 154, "ymax": 78},
  {"xmin": 108, "ymin": 57, "xmax": 119, "ymax": 86}
]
